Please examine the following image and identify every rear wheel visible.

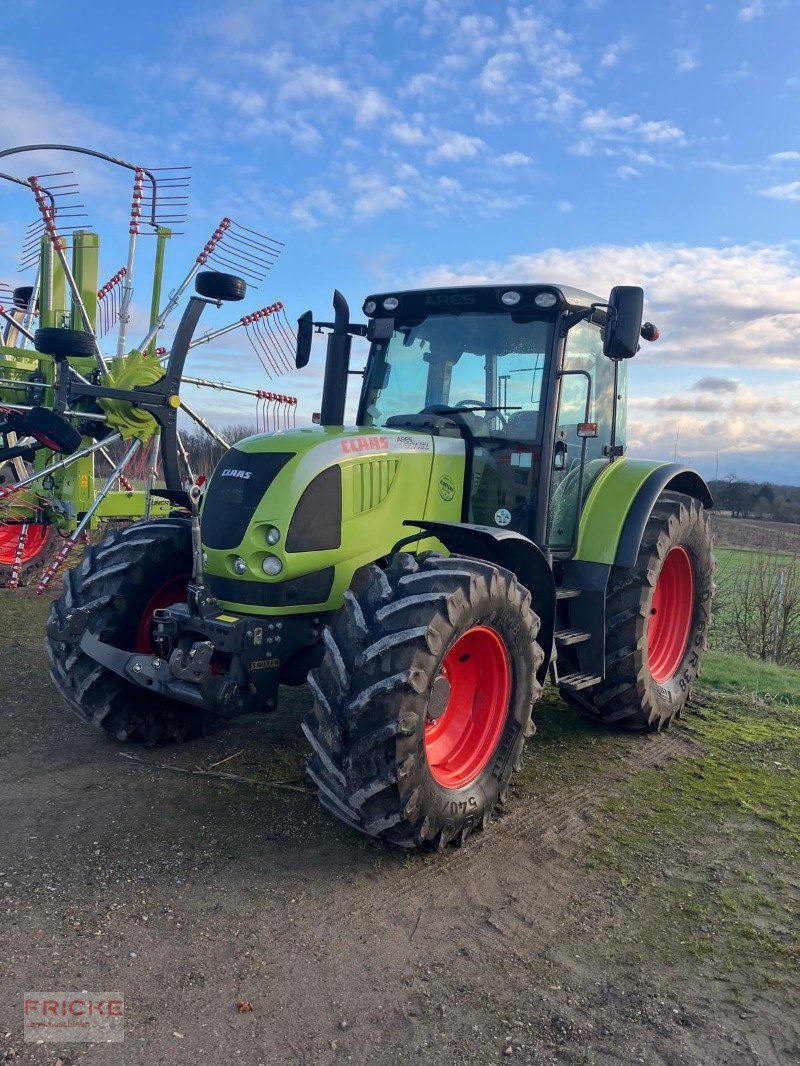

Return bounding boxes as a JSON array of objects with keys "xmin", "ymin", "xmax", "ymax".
[
  {"xmin": 46, "ymin": 518, "xmax": 223, "ymax": 744},
  {"xmin": 559, "ymin": 491, "xmax": 714, "ymax": 730},
  {"xmin": 303, "ymin": 553, "xmax": 544, "ymax": 850}
]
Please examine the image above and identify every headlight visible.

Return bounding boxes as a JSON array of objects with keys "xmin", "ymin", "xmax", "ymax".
[
  {"xmin": 262, "ymin": 554, "xmax": 283, "ymax": 576},
  {"xmin": 233, "ymin": 556, "xmax": 247, "ymax": 575},
  {"xmin": 501, "ymin": 290, "xmax": 521, "ymax": 306},
  {"xmin": 265, "ymin": 526, "xmax": 281, "ymax": 546},
  {"xmin": 363, "ymin": 300, "xmax": 377, "ymax": 314},
  {"xmin": 534, "ymin": 292, "xmax": 557, "ymax": 308},
  {"xmin": 382, "ymin": 296, "xmax": 399, "ymax": 311}
]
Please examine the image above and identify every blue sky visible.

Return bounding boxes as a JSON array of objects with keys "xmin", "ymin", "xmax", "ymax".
[{"xmin": 1, "ymin": 0, "xmax": 799, "ymax": 483}]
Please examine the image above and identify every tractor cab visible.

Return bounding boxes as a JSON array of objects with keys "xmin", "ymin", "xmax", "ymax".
[{"xmin": 349, "ymin": 284, "xmax": 639, "ymax": 554}]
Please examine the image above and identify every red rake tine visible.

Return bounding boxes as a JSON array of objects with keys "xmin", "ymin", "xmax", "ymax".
[
  {"xmin": 264, "ymin": 306, "xmax": 295, "ymax": 370},
  {"xmin": 252, "ymin": 314, "xmax": 283, "ymax": 377},
  {"xmin": 260, "ymin": 309, "xmax": 291, "ymax": 371},
  {"xmin": 243, "ymin": 319, "xmax": 274, "ymax": 379}
]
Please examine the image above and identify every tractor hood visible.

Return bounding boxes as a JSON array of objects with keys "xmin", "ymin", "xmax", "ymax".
[{"xmin": 199, "ymin": 426, "xmax": 465, "ymax": 615}]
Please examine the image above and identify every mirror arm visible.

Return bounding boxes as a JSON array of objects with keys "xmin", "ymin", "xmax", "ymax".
[
  {"xmin": 560, "ymin": 307, "xmax": 593, "ymax": 334},
  {"xmin": 312, "ymin": 320, "xmax": 368, "ymax": 338}
]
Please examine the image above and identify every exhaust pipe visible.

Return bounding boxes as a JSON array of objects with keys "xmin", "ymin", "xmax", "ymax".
[{"xmin": 319, "ymin": 290, "xmax": 352, "ymax": 426}]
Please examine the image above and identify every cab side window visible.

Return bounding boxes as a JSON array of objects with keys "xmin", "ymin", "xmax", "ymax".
[{"xmin": 546, "ymin": 320, "xmax": 617, "ymax": 550}]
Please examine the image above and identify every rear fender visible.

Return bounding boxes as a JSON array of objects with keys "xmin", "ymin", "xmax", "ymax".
[
  {"xmin": 402, "ymin": 519, "xmax": 555, "ymax": 684},
  {"xmin": 575, "ymin": 459, "xmax": 713, "ymax": 567}
]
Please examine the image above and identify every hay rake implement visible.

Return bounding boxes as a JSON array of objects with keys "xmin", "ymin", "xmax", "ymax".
[{"xmin": 0, "ymin": 144, "xmax": 297, "ymax": 589}]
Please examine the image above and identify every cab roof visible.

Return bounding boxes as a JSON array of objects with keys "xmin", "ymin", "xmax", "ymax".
[{"xmin": 363, "ymin": 284, "xmax": 605, "ymax": 317}]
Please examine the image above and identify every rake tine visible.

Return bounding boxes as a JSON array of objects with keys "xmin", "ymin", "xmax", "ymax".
[
  {"xmin": 207, "ymin": 249, "xmax": 267, "ymax": 283},
  {"xmin": 261, "ymin": 313, "xmax": 291, "ymax": 372},
  {"xmin": 27, "ymin": 174, "xmax": 105, "ymax": 372},
  {"xmin": 37, "ymin": 438, "xmax": 142, "ymax": 593},
  {"xmin": 227, "ymin": 218, "xmax": 285, "ymax": 250},
  {"xmin": 263, "ymin": 310, "xmax": 294, "ymax": 371},
  {"xmin": 279, "ymin": 305, "xmax": 297, "ymax": 343},
  {"xmin": 243, "ymin": 321, "xmax": 274, "ymax": 379},
  {"xmin": 253, "ymin": 315, "xmax": 284, "ymax": 376},
  {"xmin": 223, "ymin": 229, "xmax": 283, "ymax": 259},
  {"xmin": 249, "ymin": 315, "xmax": 280, "ymax": 376},
  {"xmin": 136, "ymin": 217, "xmax": 231, "ymax": 353}
]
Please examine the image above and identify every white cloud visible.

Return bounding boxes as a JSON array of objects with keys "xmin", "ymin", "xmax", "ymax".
[
  {"xmin": 354, "ymin": 89, "xmax": 396, "ymax": 126},
  {"xmin": 556, "ymin": 200, "xmax": 574, "ymax": 213},
  {"xmin": 497, "ymin": 152, "xmax": 533, "ymax": 167},
  {"xmin": 616, "ymin": 165, "xmax": 641, "ymax": 180},
  {"xmin": 348, "ymin": 171, "xmax": 410, "ymax": 219},
  {"xmin": 410, "ymin": 241, "xmax": 800, "ymax": 474},
  {"xmin": 388, "ymin": 121, "xmax": 429, "ymax": 146},
  {"xmin": 599, "ymin": 37, "xmax": 633, "ymax": 71},
  {"xmin": 478, "ymin": 52, "xmax": 519, "ymax": 93},
  {"xmin": 673, "ymin": 46, "xmax": 700, "ymax": 74},
  {"xmin": 769, "ymin": 151, "xmax": 800, "ymax": 163},
  {"xmin": 738, "ymin": 1, "xmax": 765, "ymax": 21},
  {"xmin": 412, "ymin": 241, "xmax": 800, "ymax": 369},
  {"xmin": 288, "ymin": 188, "xmax": 340, "ymax": 229},
  {"xmin": 400, "ymin": 72, "xmax": 443, "ymax": 99},
  {"xmin": 426, "ymin": 131, "xmax": 486, "ymax": 165},
  {"xmin": 720, "ymin": 62, "xmax": 751, "ymax": 85},
  {"xmin": 759, "ymin": 181, "xmax": 800, "ymax": 201},
  {"xmin": 581, "ymin": 109, "xmax": 686, "ymax": 147}
]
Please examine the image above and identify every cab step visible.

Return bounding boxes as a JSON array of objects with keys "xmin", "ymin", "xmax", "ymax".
[
  {"xmin": 555, "ymin": 628, "xmax": 591, "ymax": 646},
  {"xmin": 555, "ymin": 586, "xmax": 581, "ymax": 600},
  {"xmin": 558, "ymin": 671, "xmax": 602, "ymax": 691}
]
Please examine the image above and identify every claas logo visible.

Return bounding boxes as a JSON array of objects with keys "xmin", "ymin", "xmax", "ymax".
[{"xmin": 340, "ymin": 435, "xmax": 389, "ymax": 454}]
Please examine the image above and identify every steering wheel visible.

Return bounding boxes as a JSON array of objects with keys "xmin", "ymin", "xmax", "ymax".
[{"xmin": 453, "ymin": 400, "xmax": 508, "ymax": 429}]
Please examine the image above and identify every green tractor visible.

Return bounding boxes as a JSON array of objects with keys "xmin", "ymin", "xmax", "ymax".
[{"xmin": 47, "ymin": 281, "xmax": 715, "ymax": 850}]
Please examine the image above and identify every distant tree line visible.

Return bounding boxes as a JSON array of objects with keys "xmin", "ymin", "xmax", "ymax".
[{"xmin": 709, "ymin": 477, "xmax": 800, "ymax": 524}]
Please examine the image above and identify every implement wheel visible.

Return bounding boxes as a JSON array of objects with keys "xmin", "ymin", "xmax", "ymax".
[
  {"xmin": 303, "ymin": 553, "xmax": 544, "ymax": 850},
  {"xmin": 0, "ymin": 521, "xmax": 58, "ymax": 588},
  {"xmin": 46, "ymin": 518, "xmax": 223, "ymax": 745},
  {"xmin": 560, "ymin": 491, "xmax": 714, "ymax": 730}
]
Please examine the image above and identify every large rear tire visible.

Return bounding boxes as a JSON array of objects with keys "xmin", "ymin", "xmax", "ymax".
[
  {"xmin": 559, "ymin": 491, "xmax": 714, "ymax": 730},
  {"xmin": 46, "ymin": 518, "xmax": 223, "ymax": 745},
  {"xmin": 303, "ymin": 553, "xmax": 544, "ymax": 850}
]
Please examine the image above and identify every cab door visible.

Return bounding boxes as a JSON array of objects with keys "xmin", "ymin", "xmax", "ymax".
[{"xmin": 546, "ymin": 319, "xmax": 622, "ymax": 551}]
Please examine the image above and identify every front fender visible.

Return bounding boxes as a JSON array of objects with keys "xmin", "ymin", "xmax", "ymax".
[{"xmin": 403, "ymin": 519, "xmax": 555, "ymax": 685}]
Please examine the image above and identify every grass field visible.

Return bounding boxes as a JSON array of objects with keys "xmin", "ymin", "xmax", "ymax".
[{"xmin": 711, "ymin": 544, "xmax": 800, "ymax": 659}]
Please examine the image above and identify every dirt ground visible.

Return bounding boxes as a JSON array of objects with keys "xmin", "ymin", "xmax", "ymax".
[{"xmin": 1, "ymin": 588, "xmax": 798, "ymax": 1066}]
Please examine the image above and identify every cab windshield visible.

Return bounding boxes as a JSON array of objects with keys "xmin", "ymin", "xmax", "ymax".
[{"xmin": 359, "ymin": 313, "xmax": 551, "ymax": 443}]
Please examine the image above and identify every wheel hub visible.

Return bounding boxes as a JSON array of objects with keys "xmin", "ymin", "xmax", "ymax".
[
  {"xmin": 424, "ymin": 625, "xmax": 511, "ymax": 790},
  {"xmin": 647, "ymin": 545, "xmax": 695, "ymax": 684}
]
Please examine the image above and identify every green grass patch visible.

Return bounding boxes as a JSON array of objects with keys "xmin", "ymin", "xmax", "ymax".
[
  {"xmin": 588, "ymin": 672, "xmax": 800, "ymax": 1000},
  {"xmin": 701, "ymin": 649, "xmax": 800, "ymax": 707}
]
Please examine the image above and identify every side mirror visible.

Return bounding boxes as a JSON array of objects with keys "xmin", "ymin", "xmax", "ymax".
[
  {"xmin": 603, "ymin": 286, "xmax": 644, "ymax": 360},
  {"xmin": 296, "ymin": 310, "xmax": 313, "ymax": 368}
]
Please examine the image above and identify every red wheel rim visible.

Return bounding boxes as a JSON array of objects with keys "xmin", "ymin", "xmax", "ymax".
[
  {"xmin": 136, "ymin": 574, "xmax": 190, "ymax": 653},
  {"xmin": 647, "ymin": 546, "xmax": 695, "ymax": 684},
  {"xmin": 0, "ymin": 524, "xmax": 50, "ymax": 566},
  {"xmin": 424, "ymin": 626, "xmax": 511, "ymax": 790}
]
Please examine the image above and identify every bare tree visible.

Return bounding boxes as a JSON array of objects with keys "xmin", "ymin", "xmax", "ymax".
[{"xmin": 730, "ymin": 548, "xmax": 800, "ymax": 665}]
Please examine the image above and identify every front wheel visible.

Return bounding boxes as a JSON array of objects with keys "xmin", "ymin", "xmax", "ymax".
[
  {"xmin": 303, "ymin": 553, "xmax": 544, "ymax": 850},
  {"xmin": 46, "ymin": 518, "xmax": 224, "ymax": 745},
  {"xmin": 560, "ymin": 491, "xmax": 715, "ymax": 730}
]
